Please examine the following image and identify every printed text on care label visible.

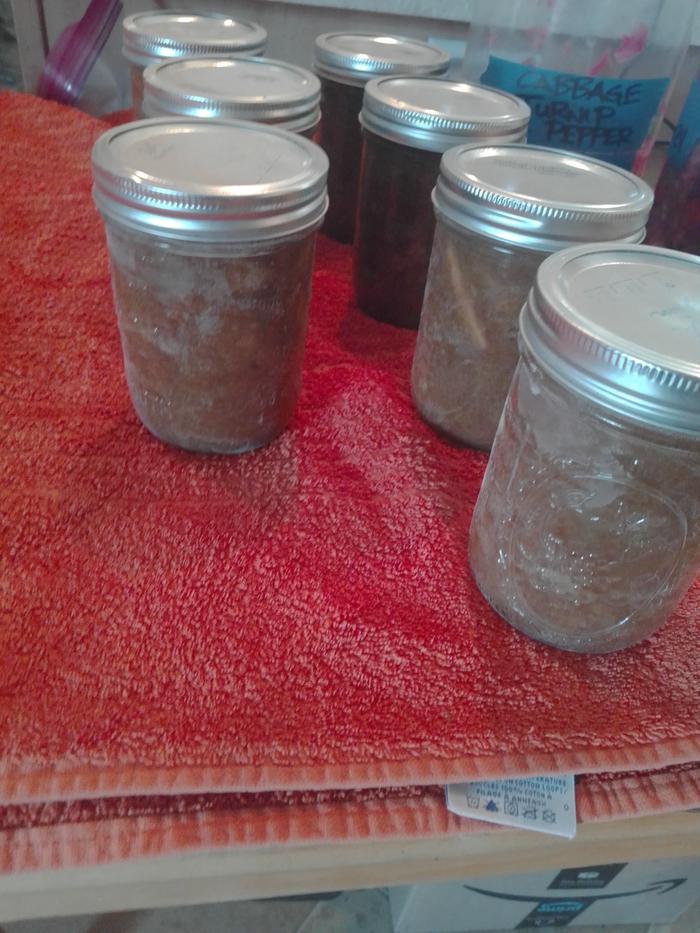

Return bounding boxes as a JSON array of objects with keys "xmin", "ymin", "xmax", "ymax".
[{"xmin": 446, "ymin": 775, "xmax": 576, "ymax": 838}]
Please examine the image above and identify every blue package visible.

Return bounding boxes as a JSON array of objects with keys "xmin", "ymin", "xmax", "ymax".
[{"xmin": 481, "ymin": 56, "xmax": 668, "ymax": 170}]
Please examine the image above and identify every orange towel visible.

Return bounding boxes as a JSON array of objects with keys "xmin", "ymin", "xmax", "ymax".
[{"xmin": 0, "ymin": 91, "xmax": 699, "ymax": 872}]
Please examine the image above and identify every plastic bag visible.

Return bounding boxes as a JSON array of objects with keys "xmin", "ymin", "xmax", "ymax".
[
  {"xmin": 36, "ymin": 0, "xmax": 122, "ymax": 107},
  {"xmin": 464, "ymin": 0, "xmax": 696, "ymax": 173}
]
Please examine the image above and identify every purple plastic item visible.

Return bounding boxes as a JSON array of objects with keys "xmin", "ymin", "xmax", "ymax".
[{"xmin": 37, "ymin": 0, "xmax": 122, "ymax": 105}]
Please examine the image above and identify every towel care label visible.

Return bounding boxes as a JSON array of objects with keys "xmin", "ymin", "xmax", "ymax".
[{"xmin": 446, "ymin": 775, "xmax": 576, "ymax": 838}]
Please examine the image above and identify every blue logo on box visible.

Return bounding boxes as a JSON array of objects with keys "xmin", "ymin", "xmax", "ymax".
[{"xmin": 464, "ymin": 878, "xmax": 686, "ymax": 928}]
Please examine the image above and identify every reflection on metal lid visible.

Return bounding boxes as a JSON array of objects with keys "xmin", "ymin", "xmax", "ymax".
[
  {"xmin": 314, "ymin": 33, "xmax": 448, "ymax": 86},
  {"xmin": 361, "ymin": 77, "xmax": 530, "ymax": 152},
  {"xmin": 434, "ymin": 144, "xmax": 653, "ymax": 249},
  {"xmin": 142, "ymin": 57, "xmax": 320, "ymax": 132},
  {"xmin": 91, "ymin": 118, "xmax": 328, "ymax": 241},
  {"xmin": 122, "ymin": 12, "xmax": 267, "ymax": 67}
]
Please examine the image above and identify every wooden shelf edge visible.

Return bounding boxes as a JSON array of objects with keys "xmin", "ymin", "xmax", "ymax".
[{"xmin": 0, "ymin": 810, "xmax": 698, "ymax": 922}]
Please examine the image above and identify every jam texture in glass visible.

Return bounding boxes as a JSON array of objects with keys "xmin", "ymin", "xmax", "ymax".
[
  {"xmin": 354, "ymin": 80, "xmax": 531, "ymax": 328},
  {"xmin": 318, "ymin": 78, "xmax": 365, "ymax": 244},
  {"xmin": 105, "ymin": 224, "xmax": 316, "ymax": 454},
  {"xmin": 354, "ymin": 131, "xmax": 441, "ymax": 328},
  {"xmin": 412, "ymin": 219, "xmax": 545, "ymax": 447},
  {"xmin": 469, "ymin": 356, "xmax": 700, "ymax": 653},
  {"xmin": 313, "ymin": 34, "xmax": 449, "ymax": 244}
]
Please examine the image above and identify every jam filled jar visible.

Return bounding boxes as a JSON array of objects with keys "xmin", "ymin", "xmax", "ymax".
[
  {"xmin": 92, "ymin": 118, "xmax": 328, "ymax": 454},
  {"xmin": 469, "ymin": 244, "xmax": 700, "ymax": 654},
  {"xmin": 355, "ymin": 79, "xmax": 530, "ymax": 329},
  {"xmin": 412, "ymin": 145, "xmax": 653, "ymax": 447},
  {"xmin": 143, "ymin": 57, "xmax": 321, "ymax": 137},
  {"xmin": 314, "ymin": 33, "xmax": 448, "ymax": 244},
  {"xmin": 122, "ymin": 11, "xmax": 267, "ymax": 115}
]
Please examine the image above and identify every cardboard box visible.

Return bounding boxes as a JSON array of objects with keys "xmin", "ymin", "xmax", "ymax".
[{"xmin": 390, "ymin": 859, "xmax": 700, "ymax": 931}]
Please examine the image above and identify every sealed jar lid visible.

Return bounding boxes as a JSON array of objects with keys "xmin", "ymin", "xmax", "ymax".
[
  {"xmin": 92, "ymin": 118, "xmax": 328, "ymax": 242},
  {"xmin": 360, "ymin": 77, "xmax": 530, "ymax": 152},
  {"xmin": 434, "ymin": 144, "xmax": 653, "ymax": 250},
  {"xmin": 314, "ymin": 33, "xmax": 448, "ymax": 87},
  {"xmin": 122, "ymin": 12, "xmax": 267, "ymax": 68},
  {"xmin": 521, "ymin": 244, "xmax": 700, "ymax": 436},
  {"xmin": 142, "ymin": 57, "xmax": 321, "ymax": 132}
]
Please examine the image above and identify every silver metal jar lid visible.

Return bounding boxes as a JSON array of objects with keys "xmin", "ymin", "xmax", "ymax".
[
  {"xmin": 122, "ymin": 12, "xmax": 267, "ymax": 69},
  {"xmin": 92, "ymin": 118, "xmax": 328, "ymax": 242},
  {"xmin": 434, "ymin": 144, "xmax": 653, "ymax": 251},
  {"xmin": 314, "ymin": 33, "xmax": 448, "ymax": 87},
  {"xmin": 142, "ymin": 57, "xmax": 321, "ymax": 133},
  {"xmin": 520, "ymin": 244, "xmax": 700, "ymax": 437},
  {"xmin": 360, "ymin": 77, "xmax": 530, "ymax": 153}
]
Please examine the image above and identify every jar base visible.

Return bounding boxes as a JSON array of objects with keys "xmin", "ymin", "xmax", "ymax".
[
  {"xmin": 469, "ymin": 552, "xmax": 653, "ymax": 655},
  {"xmin": 135, "ymin": 409, "xmax": 285, "ymax": 456},
  {"xmin": 412, "ymin": 391, "xmax": 494, "ymax": 452}
]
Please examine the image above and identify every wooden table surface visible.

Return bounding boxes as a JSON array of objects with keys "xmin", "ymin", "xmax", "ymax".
[{"xmin": 1, "ymin": 810, "xmax": 699, "ymax": 923}]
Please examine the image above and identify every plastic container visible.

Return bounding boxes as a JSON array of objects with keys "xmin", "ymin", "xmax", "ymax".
[
  {"xmin": 464, "ymin": 0, "xmax": 696, "ymax": 173},
  {"xmin": 354, "ymin": 79, "xmax": 530, "ymax": 329},
  {"xmin": 469, "ymin": 243, "xmax": 700, "ymax": 654},
  {"xmin": 122, "ymin": 12, "xmax": 267, "ymax": 115},
  {"xmin": 143, "ymin": 57, "xmax": 321, "ymax": 137},
  {"xmin": 91, "ymin": 118, "xmax": 328, "ymax": 454},
  {"xmin": 647, "ymin": 66, "xmax": 700, "ymax": 254},
  {"xmin": 313, "ymin": 33, "xmax": 449, "ymax": 243},
  {"xmin": 36, "ymin": 0, "xmax": 121, "ymax": 107},
  {"xmin": 412, "ymin": 144, "xmax": 653, "ymax": 447}
]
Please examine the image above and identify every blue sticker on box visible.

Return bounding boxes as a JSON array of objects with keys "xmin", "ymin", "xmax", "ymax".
[
  {"xmin": 481, "ymin": 56, "xmax": 668, "ymax": 170},
  {"xmin": 668, "ymin": 79, "xmax": 700, "ymax": 169}
]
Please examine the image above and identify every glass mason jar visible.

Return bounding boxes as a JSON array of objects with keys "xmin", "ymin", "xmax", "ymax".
[
  {"xmin": 91, "ymin": 118, "xmax": 328, "ymax": 455},
  {"xmin": 143, "ymin": 57, "xmax": 321, "ymax": 137},
  {"xmin": 122, "ymin": 12, "xmax": 267, "ymax": 116},
  {"xmin": 313, "ymin": 33, "xmax": 449, "ymax": 244},
  {"xmin": 354, "ymin": 78, "xmax": 530, "ymax": 329},
  {"xmin": 412, "ymin": 144, "xmax": 653, "ymax": 448},
  {"xmin": 469, "ymin": 243, "xmax": 700, "ymax": 654}
]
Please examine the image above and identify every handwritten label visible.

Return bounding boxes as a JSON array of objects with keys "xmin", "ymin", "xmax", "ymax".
[
  {"xmin": 446, "ymin": 774, "xmax": 576, "ymax": 838},
  {"xmin": 481, "ymin": 56, "xmax": 668, "ymax": 170},
  {"xmin": 668, "ymin": 79, "xmax": 700, "ymax": 170}
]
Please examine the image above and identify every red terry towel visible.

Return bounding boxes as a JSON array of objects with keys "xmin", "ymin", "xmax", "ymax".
[{"xmin": 1, "ymin": 91, "xmax": 700, "ymax": 810}]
